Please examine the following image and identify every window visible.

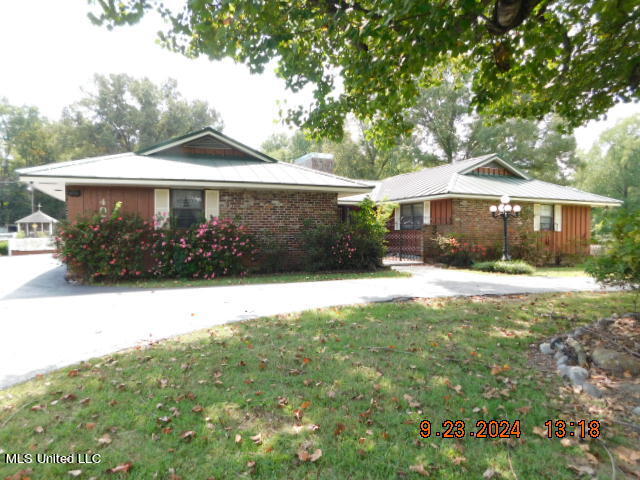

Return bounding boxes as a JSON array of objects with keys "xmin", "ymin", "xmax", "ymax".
[
  {"xmin": 171, "ymin": 189, "xmax": 204, "ymax": 228},
  {"xmin": 400, "ymin": 203, "xmax": 423, "ymax": 230},
  {"xmin": 539, "ymin": 204, "xmax": 554, "ymax": 231}
]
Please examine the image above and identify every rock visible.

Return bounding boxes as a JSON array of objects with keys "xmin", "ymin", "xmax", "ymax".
[
  {"xmin": 566, "ymin": 337, "xmax": 588, "ymax": 368},
  {"xmin": 556, "ymin": 355, "xmax": 568, "ymax": 367},
  {"xmin": 633, "ymin": 406, "xmax": 640, "ymax": 416},
  {"xmin": 566, "ymin": 366, "xmax": 589, "ymax": 386},
  {"xmin": 581, "ymin": 382, "xmax": 603, "ymax": 398},
  {"xmin": 539, "ymin": 343, "xmax": 553, "ymax": 355},
  {"xmin": 622, "ymin": 312, "xmax": 640, "ymax": 320},
  {"xmin": 591, "ymin": 347, "xmax": 640, "ymax": 376},
  {"xmin": 554, "ymin": 350, "xmax": 565, "ymax": 361},
  {"xmin": 557, "ymin": 365, "xmax": 570, "ymax": 377},
  {"xmin": 550, "ymin": 336, "xmax": 565, "ymax": 350},
  {"xmin": 596, "ymin": 317, "xmax": 614, "ymax": 329},
  {"xmin": 572, "ymin": 327, "xmax": 587, "ymax": 338}
]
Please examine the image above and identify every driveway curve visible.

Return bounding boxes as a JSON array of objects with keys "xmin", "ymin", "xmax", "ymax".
[{"xmin": 0, "ymin": 254, "xmax": 605, "ymax": 389}]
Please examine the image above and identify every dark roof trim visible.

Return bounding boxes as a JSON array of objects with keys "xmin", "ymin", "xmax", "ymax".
[{"xmin": 136, "ymin": 126, "xmax": 279, "ymax": 163}]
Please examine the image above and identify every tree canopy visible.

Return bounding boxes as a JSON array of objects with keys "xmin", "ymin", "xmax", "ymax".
[
  {"xmin": 89, "ymin": 0, "xmax": 640, "ymax": 144},
  {"xmin": 0, "ymin": 75, "xmax": 224, "ymax": 224},
  {"xmin": 576, "ymin": 115, "xmax": 640, "ymax": 210}
]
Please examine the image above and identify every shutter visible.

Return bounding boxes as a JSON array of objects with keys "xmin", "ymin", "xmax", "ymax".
[
  {"xmin": 554, "ymin": 204, "xmax": 562, "ymax": 232},
  {"xmin": 394, "ymin": 207, "xmax": 400, "ymax": 230},
  {"xmin": 154, "ymin": 189, "xmax": 170, "ymax": 229},
  {"xmin": 205, "ymin": 190, "xmax": 220, "ymax": 220},
  {"xmin": 423, "ymin": 200, "xmax": 431, "ymax": 225},
  {"xmin": 533, "ymin": 203, "xmax": 541, "ymax": 232}
]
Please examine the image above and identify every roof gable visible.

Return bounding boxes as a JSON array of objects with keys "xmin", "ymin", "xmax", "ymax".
[
  {"xmin": 456, "ymin": 154, "xmax": 529, "ymax": 179},
  {"xmin": 136, "ymin": 127, "xmax": 278, "ymax": 163}
]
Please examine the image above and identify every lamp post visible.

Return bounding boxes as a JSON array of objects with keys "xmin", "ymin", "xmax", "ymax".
[{"xmin": 490, "ymin": 195, "xmax": 521, "ymax": 261}]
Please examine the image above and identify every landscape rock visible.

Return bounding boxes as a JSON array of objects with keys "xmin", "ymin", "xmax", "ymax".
[
  {"xmin": 596, "ymin": 317, "xmax": 614, "ymax": 329},
  {"xmin": 622, "ymin": 312, "xmax": 640, "ymax": 321},
  {"xmin": 565, "ymin": 337, "xmax": 588, "ymax": 367},
  {"xmin": 591, "ymin": 347, "xmax": 640, "ymax": 376},
  {"xmin": 633, "ymin": 406, "xmax": 640, "ymax": 416},
  {"xmin": 566, "ymin": 366, "xmax": 589, "ymax": 386},
  {"xmin": 581, "ymin": 382, "xmax": 604, "ymax": 398},
  {"xmin": 539, "ymin": 343, "xmax": 553, "ymax": 355},
  {"xmin": 550, "ymin": 336, "xmax": 565, "ymax": 350}
]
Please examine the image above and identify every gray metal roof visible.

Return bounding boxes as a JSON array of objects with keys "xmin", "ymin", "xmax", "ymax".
[
  {"xmin": 339, "ymin": 154, "xmax": 621, "ymax": 206},
  {"xmin": 17, "ymin": 153, "xmax": 371, "ymax": 192},
  {"xmin": 15, "ymin": 210, "xmax": 58, "ymax": 224}
]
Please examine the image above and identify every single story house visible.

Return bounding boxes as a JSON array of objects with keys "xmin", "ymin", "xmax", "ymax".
[
  {"xmin": 338, "ymin": 154, "xmax": 622, "ymax": 261},
  {"xmin": 16, "ymin": 127, "xmax": 371, "ymax": 267}
]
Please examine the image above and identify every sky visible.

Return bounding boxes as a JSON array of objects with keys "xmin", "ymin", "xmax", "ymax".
[{"xmin": 0, "ymin": 0, "xmax": 638, "ymax": 153}]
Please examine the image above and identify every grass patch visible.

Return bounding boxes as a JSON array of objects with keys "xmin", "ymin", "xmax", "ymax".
[
  {"xmin": 472, "ymin": 260, "xmax": 535, "ymax": 275},
  {"xmin": 533, "ymin": 264, "xmax": 587, "ymax": 277},
  {"xmin": 0, "ymin": 292, "xmax": 634, "ymax": 479},
  {"xmin": 95, "ymin": 269, "xmax": 410, "ymax": 289}
]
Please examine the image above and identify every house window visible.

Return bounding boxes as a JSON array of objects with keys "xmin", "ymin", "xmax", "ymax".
[
  {"xmin": 400, "ymin": 203, "xmax": 423, "ymax": 230},
  {"xmin": 539, "ymin": 204, "xmax": 554, "ymax": 231},
  {"xmin": 171, "ymin": 189, "xmax": 204, "ymax": 228}
]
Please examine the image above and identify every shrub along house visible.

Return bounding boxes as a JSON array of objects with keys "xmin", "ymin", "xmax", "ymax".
[
  {"xmin": 338, "ymin": 154, "xmax": 622, "ymax": 263},
  {"xmin": 16, "ymin": 127, "xmax": 371, "ymax": 268}
]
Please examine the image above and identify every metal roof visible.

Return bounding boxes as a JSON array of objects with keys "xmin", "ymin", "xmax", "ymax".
[
  {"xmin": 339, "ymin": 154, "xmax": 621, "ymax": 206},
  {"xmin": 15, "ymin": 210, "xmax": 58, "ymax": 224},
  {"xmin": 17, "ymin": 153, "xmax": 371, "ymax": 193}
]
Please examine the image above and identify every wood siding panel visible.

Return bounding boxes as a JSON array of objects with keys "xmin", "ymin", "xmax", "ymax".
[
  {"xmin": 431, "ymin": 199, "xmax": 452, "ymax": 225},
  {"xmin": 539, "ymin": 205, "xmax": 591, "ymax": 256},
  {"xmin": 66, "ymin": 186, "xmax": 154, "ymax": 222}
]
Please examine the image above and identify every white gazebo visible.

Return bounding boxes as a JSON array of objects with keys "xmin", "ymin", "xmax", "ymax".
[{"xmin": 15, "ymin": 205, "xmax": 58, "ymax": 237}]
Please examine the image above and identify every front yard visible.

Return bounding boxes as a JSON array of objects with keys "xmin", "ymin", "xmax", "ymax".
[{"xmin": 1, "ymin": 292, "xmax": 637, "ymax": 479}]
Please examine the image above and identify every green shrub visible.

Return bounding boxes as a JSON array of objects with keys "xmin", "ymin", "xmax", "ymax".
[
  {"xmin": 302, "ymin": 198, "xmax": 390, "ymax": 271},
  {"xmin": 433, "ymin": 234, "xmax": 498, "ymax": 267},
  {"xmin": 55, "ymin": 207, "xmax": 259, "ymax": 283},
  {"xmin": 586, "ymin": 208, "xmax": 640, "ymax": 302},
  {"xmin": 473, "ymin": 260, "xmax": 536, "ymax": 275},
  {"xmin": 0, "ymin": 241, "xmax": 7, "ymax": 256}
]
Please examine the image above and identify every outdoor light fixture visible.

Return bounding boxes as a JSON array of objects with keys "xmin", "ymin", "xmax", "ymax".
[{"xmin": 490, "ymin": 195, "xmax": 521, "ymax": 260}]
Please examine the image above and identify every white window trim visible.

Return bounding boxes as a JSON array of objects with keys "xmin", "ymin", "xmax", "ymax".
[
  {"xmin": 205, "ymin": 190, "xmax": 220, "ymax": 220},
  {"xmin": 423, "ymin": 200, "xmax": 431, "ymax": 225},
  {"xmin": 154, "ymin": 189, "xmax": 170, "ymax": 229}
]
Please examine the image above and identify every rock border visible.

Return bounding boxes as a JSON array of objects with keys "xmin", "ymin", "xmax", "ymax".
[{"xmin": 538, "ymin": 312, "xmax": 640, "ymax": 399}]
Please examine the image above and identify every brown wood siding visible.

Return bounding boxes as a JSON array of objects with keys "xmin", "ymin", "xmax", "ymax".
[
  {"xmin": 158, "ymin": 146, "xmax": 251, "ymax": 157},
  {"xmin": 470, "ymin": 167, "xmax": 514, "ymax": 176},
  {"xmin": 431, "ymin": 199, "xmax": 452, "ymax": 225},
  {"xmin": 66, "ymin": 186, "xmax": 154, "ymax": 223},
  {"xmin": 540, "ymin": 205, "xmax": 591, "ymax": 255}
]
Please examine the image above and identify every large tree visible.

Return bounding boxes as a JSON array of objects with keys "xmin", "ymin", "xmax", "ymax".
[
  {"xmin": 89, "ymin": 0, "xmax": 639, "ymax": 144},
  {"xmin": 61, "ymin": 74, "xmax": 224, "ymax": 155},
  {"xmin": 411, "ymin": 79, "xmax": 577, "ymax": 182},
  {"xmin": 575, "ymin": 115, "xmax": 640, "ymax": 210}
]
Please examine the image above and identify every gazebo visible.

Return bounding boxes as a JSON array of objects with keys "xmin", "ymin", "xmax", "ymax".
[{"xmin": 15, "ymin": 205, "xmax": 58, "ymax": 237}]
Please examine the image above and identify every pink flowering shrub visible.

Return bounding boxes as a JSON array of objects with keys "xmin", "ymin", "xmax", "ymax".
[
  {"xmin": 151, "ymin": 218, "xmax": 258, "ymax": 279},
  {"xmin": 433, "ymin": 234, "xmax": 498, "ymax": 267},
  {"xmin": 56, "ymin": 212, "xmax": 258, "ymax": 283}
]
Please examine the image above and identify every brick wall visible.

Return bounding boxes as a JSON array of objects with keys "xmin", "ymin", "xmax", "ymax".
[
  {"xmin": 423, "ymin": 198, "xmax": 533, "ymax": 258},
  {"xmin": 220, "ymin": 189, "xmax": 338, "ymax": 265}
]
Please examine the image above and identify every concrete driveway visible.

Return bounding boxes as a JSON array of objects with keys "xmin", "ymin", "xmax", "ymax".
[{"xmin": 0, "ymin": 254, "xmax": 605, "ymax": 390}]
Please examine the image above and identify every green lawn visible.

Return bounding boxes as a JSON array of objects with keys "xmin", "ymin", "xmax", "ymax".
[
  {"xmin": 96, "ymin": 269, "xmax": 410, "ymax": 289},
  {"xmin": 0, "ymin": 292, "xmax": 633, "ymax": 479}
]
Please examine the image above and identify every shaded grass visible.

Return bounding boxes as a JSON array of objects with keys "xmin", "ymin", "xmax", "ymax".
[
  {"xmin": 0, "ymin": 292, "xmax": 634, "ymax": 479},
  {"xmin": 456, "ymin": 264, "xmax": 587, "ymax": 278},
  {"xmin": 94, "ymin": 269, "xmax": 410, "ymax": 289}
]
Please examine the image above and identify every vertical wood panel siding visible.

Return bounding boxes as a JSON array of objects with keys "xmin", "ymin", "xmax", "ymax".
[
  {"xmin": 539, "ymin": 205, "xmax": 591, "ymax": 255},
  {"xmin": 431, "ymin": 199, "xmax": 453, "ymax": 225},
  {"xmin": 66, "ymin": 186, "xmax": 154, "ymax": 222}
]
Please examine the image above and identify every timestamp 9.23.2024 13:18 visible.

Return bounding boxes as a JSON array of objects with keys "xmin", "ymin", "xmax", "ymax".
[{"xmin": 419, "ymin": 420, "xmax": 601, "ymax": 439}]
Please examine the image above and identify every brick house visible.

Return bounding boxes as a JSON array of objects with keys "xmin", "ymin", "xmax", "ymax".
[
  {"xmin": 338, "ymin": 155, "xmax": 621, "ymax": 262},
  {"xmin": 16, "ymin": 127, "xmax": 371, "ymax": 266}
]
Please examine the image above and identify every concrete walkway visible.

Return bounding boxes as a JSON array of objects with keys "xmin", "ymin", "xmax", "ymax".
[{"xmin": 0, "ymin": 254, "xmax": 605, "ymax": 390}]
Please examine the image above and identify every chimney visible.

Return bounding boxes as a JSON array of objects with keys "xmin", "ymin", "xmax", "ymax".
[{"xmin": 294, "ymin": 152, "xmax": 334, "ymax": 174}]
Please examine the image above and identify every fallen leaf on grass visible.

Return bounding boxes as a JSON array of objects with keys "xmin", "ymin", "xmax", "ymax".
[
  {"xmin": 98, "ymin": 433, "xmax": 112, "ymax": 445},
  {"xmin": 250, "ymin": 433, "xmax": 262, "ymax": 445},
  {"xmin": 235, "ymin": 434, "xmax": 242, "ymax": 444},
  {"xmin": 34, "ymin": 426, "xmax": 44, "ymax": 434},
  {"xmin": 4, "ymin": 468, "xmax": 33, "ymax": 480},
  {"xmin": 68, "ymin": 469, "xmax": 82, "ymax": 477},
  {"xmin": 30, "ymin": 404, "xmax": 45, "ymax": 412},
  {"xmin": 403, "ymin": 394, "xmax": 421, "ymax": 408},
  {"xmin": 482, "ymin": 468, "xmax": 499, "ymax": 479},
  {"xmin": 409, "ymin": 464, "xmax": 430, "ymax": 476},
  {"xmin": 181, "ymin": 431, "xmax": 196, "ymax": 442},
  {"xmin": 532, "ymin": 426, "xmax": 547, "ymax": 438},
  {"xmin": 191, "ymin": 405, "xmax": 204, "ymax": 413},
  {"xmin": 297, "ymin": 448, "xmax": 322, "ymax": 462},
  {"xmin": 491, "ymin": 365, "xmax": 511, "ymax": 375},
  {"xmin": 106, "ymin": 462, "xmax": 133, "ymax": 474},
  {"xmin": 68, "ymin": 370, "xmax": 79, "ymax": 377},
  {"xmin": 334, "ymin": 423, "xmax": 346, "ymax": 436},
  {"xmin": 567, "ymin": 463, "xmax": 595, "ymax": 476},
  {"xmin": 85, "ymin": 422, "xmax": 96, "ymax": 430},
  {"xmin": 300, "ymin": 401, "xmax": 312, "ymax": 410}
]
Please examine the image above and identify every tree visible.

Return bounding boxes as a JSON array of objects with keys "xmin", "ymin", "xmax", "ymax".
[
  {"xmin": 89, "ymin": 0, "xmax": 639, "ymax": 145},
  {"xmin": 411, "ymin": 80, "xmax": 577, "ymax": 182},
  {"xmin": 575, "ymin": 115, "xmax": 640, "ymax": 211},
  {"xmin": 62, "ymin": 74, "xmax": 224, "ymax": 155}
]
